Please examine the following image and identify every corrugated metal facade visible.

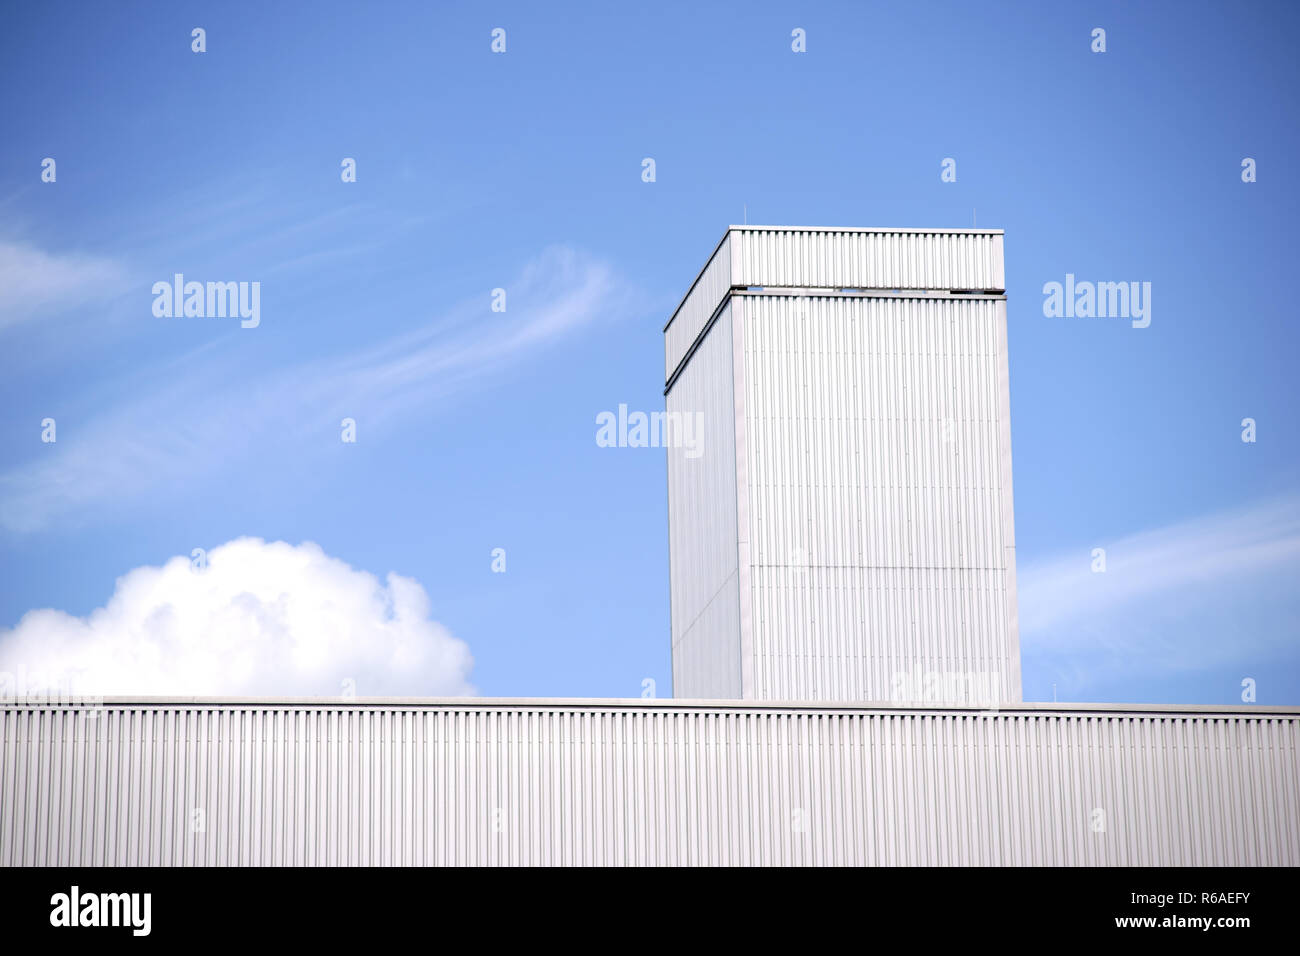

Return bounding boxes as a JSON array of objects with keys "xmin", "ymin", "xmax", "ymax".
[
  {"xmin": 666, "ymin": 302, "xmax": 742, "ymax": 698},
  {"xmin": 664, "ymin": 226, "xmax": 1018, "ymax": 702},
  {"xmin": 730, "ymin": 226, "xmax": 1005, "ymax": 294},
  {"xmin": 736, "ymin": 293, "xmax": 1019, "ymax": 701},
  {"xmin": 3, "ymin": 699, "xmax": 1296, "ymax": 867},
  {"xmin": 663, "ymin": 226, "xmax": 1005, "ymax": 386},
  {"xmin": 665, "ymin": 230, "xmax": 732, "ymax": 382}
]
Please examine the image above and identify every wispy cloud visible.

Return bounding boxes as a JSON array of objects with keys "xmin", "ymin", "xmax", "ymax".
[
  {"xmin": 1019, "ymin": 492, "xmax": 1300, "ymax": 685},
  {"xmin": 0, "ymin": 240, "xmax": 127, "ymax": 328},
  {"xmin": 0, "ymin": 245, "xmax": 640, "ymax": 532}
]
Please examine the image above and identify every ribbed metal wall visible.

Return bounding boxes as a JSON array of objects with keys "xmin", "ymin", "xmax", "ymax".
[
  {"xmin": 666, "ymin": 302, "xmax": 742, "ymax": 699},
  {"xmin": 737, "ymin": 294, "xmax": 1019, "ymax": 701},
  {"xmin": 732, "ymin": 226, "xmax": 1005, "ymax": 294},
  {"xmin": 3, "ymin": 700, "xmax": 1296, "ymax": 866},
  {"xmin": 664, "ymin": 226, "xmax": 1018, "ymax": 703},
  {"xmin": 663, "ymin": 227, "xmax": 1005, "ymax": 388},
  {"xmin": 664, "ymin": 230, "xmax": 733, "ymax": 383}
]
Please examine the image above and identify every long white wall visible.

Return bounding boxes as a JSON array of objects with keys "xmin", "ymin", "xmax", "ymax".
[{"xmin": 2, "ymin": 699, "xmax": 1296, "ymax": 866}]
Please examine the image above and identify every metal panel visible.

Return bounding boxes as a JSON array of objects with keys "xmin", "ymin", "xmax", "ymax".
[
  {"xmin": 3, "ymin": 699, "xmax": 1297, "ymax": 866},
  {"xmin": 667, "ymin": 301, "xmax": 741, "ymax": 698},
  {"xmin": 670, "ymin": 590, "xmax": 741, "ymax": 700},
  {"xmin": 663, "ymin": 228, "xmax": 1017, "ymax": 703},
  {"xmin": 664, "ymin": 230, "xmax": 733, "ymax": 384},
  {"xmin": 732, "ymin": 226, "xmax": 1005, "ymax": 293},
  {"xmin": 739, "ymin": 293, "xmax": 1019, "ymax": 702},
  {"xmin": 664, "ymin": 227, "xmax": 1005, "ymax": 388},
  {"xmin": 747, "ymin": 566, "xmax": 1011, "ymax": 701},
  {"xmin": 994, "ymin": 299, "xmax": 1021, "ymax": 691}
]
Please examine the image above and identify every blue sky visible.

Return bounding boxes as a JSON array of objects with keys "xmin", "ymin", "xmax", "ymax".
[{"xmin": 1, "ymin": 0, "xmax": 1297, "ymax": 705}]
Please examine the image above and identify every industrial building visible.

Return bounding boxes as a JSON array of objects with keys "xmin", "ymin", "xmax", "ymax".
[
  {"xmin": 2, "ymin": 227, "xmax": 1297, "ymax": 866},
  {"xmin": 665, "ymin": 227, "xmax": 1018, "ymax": 702}
]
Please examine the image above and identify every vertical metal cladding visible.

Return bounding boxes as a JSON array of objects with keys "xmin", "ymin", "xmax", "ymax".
[
  {"xmin": 666, "ymin": 302, "xmax": 742, "ymax": 698},
  {"xmin": 738, "ymin": 294, "xmax": 1018, "ymax": 702},
  {"xmin": 3, "ymin": 700, "xmax": 1297, "ymax": 866},
  {"xmin": 664, "ymin": 230, "xmax": 733, "ymax": 383},
  {"xmin": 663, "ymin": 227, "xmax": 1005, "ymax": 389},
  {"xmin": 664, "ymin": 226, "xmax": 1018, "ymax": 702},
  {"xmin": 730, "ymin": 226, "xmax": 1005, "ymax": 294}
]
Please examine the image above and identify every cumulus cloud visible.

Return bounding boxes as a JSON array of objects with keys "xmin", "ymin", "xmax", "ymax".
[{"xmin": 0, "ymin": 538, "xmax": 474, "ymax": 698}]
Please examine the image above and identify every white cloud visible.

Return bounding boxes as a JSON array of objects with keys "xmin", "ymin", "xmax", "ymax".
[
  {"xmin": 1018, "ymin": 492, "xmax": 1300, "ymax": 682},
  {"xmin": 0, "ymin": 240, "xmax": 126, "ymax": 328},
  {"xmin": 0, "ymin": 245, "xmax": 639, "ymax": 532},
  {"xmin": 323, "ymin": 245, "xmax": 630, "ymax": 408},
  {"xmin": 0, "ymin": 538, "xmax": 474, "ymax": 698}
]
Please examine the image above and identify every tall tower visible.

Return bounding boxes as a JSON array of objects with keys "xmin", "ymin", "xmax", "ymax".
[{"xmin": 665, "ymin": 226, "xmax": 1020, "ymax": 703}]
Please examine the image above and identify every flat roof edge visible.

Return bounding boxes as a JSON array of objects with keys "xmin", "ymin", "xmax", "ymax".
[
  {"xmin": 729, "ymin": 224, "xmax": 1005, "ymax": 235},
  {"xmin": 663, "ymin": 226, "xmax": 732, "ymax": 333},
  {"xmin": 729, "ymin": 288, "xmax": 1007, "ymax": 298},
  {"xmin": 5, "ymin": 696, "xmax": 1298, "ymax": 716},
  {"xmin": 664, "ymin": 225, "xmax": 1007, "ymax": 333}
]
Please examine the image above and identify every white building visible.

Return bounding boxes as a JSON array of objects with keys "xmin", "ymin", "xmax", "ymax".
[
  {"xmin": 665, "ymin": 227, "xmax": 1019, "ymax": 703},
  {"xmin": 1, "ymin": 227, "xmax": 1296, "ymax": 867}
]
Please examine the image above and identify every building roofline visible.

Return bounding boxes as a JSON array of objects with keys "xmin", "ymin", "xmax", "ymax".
[
  {"xmin": 663, "ymin": 226, "xmax": 733, "ymax": 333},
  {"xmin": 7, "ymin": 696, "xmax": 1297, "ymax": 717},
  {"xmin": 663, "ymin": 289, "xmax": 1007, "ymax": 395},
  {"xmin": 728, "ymin": 224, "xmax": 1006, "ymax": 235},
  {"xmin": 663, "ymin": 224, "xmax": 1006, "ymax": 334}
]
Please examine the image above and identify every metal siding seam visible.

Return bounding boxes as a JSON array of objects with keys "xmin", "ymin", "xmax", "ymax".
[
  {"xmin": 222, "ymin": 708, "xmax": 232, "ymax": 866},
  {"xmin": 1135, "ymin": 717, "xmax": 1151, "ymax": 865},
  {"xmin": 740, "ymin": 295, "xmax": 1012, "ymax": 701},
  {"xmin": 44, "ymin": 709, "xmax": 58, "ymax": 865},
  {"xmin": 1194, "ymin": 716, "xmax": 1212, "ymax": 865},
  {"xmin": 1153, "ymin": 717, "xmax": 1170, "ymax": 864},
  {"xmin": 68, "ymin": 710, "xmax": 81, "ymax": 864},
  {"xmin": 73, "ymin": 712, "xmax": 87, "ymax": 868},
  {"xmin": 0, "ymin": 710, "xmax": 8, "ymax": 865},
  {"xmin": 54, "ymin": 710, "xmax": 67, "ymax": 865},
  {"xmin": 1214, "ymin": 719, "xmax": 1231, "ymax": 866},
  {"xmin": 732, "ymin": 228, "xmax": 1003, "ymax": 292},
  {"xmin": 1233, "ymin": 717, "xmax": 1251, "ymax": 865},
  {"xmin": 147, "ymin": 707, "xmax": 159, "ymax": 865},
  {"xmin": 1281, "ymin": 718, "xmax": 1299, "ymax": 862},
  {"xmin": 994, "ymin": 298, "xmax": 1021, "ymax": 700},
  {"xmin": 733, "ymin": 296, "xmax": 754, "ymax": 699},
  {"xmin": 3, "ymin": 710, "xmax": 16, "ymax": 865},
  {"xmin": 1283, "ymin": 717, "xmax": 1299, "ymax": 863},
  {"xmin": 1171, "ymin": 717, "xmax": 1187, "ymax": 864},
  {"xmin": 665, "ymin": 231, "xmax": 734, "ymax": 384},
  {"xmin": 32, "ymin": 709, "xmax": 47, "ymax": 866},
  {"xmin": 1253, "ymin": 719, "xmax": 1267, "ymax": 865}
]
